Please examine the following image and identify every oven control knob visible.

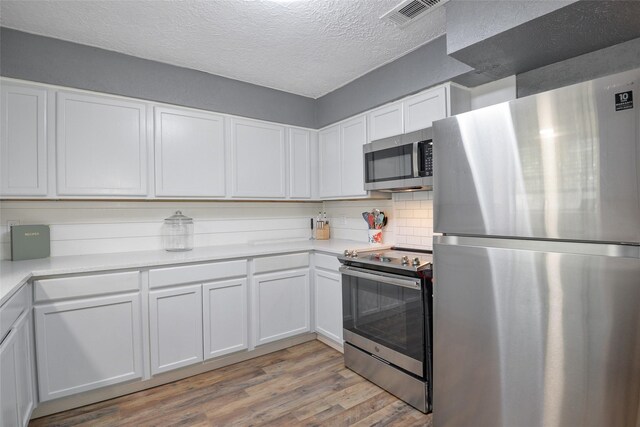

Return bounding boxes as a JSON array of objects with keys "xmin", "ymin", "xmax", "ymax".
[
  {"xmin": 343, "ymin": 250, "xmax": 350, "ymax": 257},
  {"xmin": 412, "ymin": 257, "xmax": 421, "ymax": 266},
  {"xmin": 401, "ymin": 256, "xmax": 409, "ymax": 265},
  {"xmin": 351, "ymin": 250, "xmax": 358, "ymax": 258}
]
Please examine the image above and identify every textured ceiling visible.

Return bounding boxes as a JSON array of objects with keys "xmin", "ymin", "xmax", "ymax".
[{"xmin": 0, "ymin": 0, "xmax": 446, "ymax": 98}]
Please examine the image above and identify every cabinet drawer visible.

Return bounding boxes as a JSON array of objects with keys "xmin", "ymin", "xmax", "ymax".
[
  {"xmin": 0, "ymin": 285, "xmax": 29, "ymax": 342},
  {"xmin": 315, "ymin": 252, "xmax": 341, "ymax": 272},
  {"xmin": 149, "ymin": 260, "xmax": 246, "ymax": 288},
  {"xmin": 34, "ymin": 271, "xmax": 140, "ymax": 302},
  {"xmin": 254, "ymin": 253, "xmax": 309, "ymax": 274}
]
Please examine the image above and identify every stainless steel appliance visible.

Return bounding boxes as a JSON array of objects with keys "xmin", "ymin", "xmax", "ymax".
[
  {"xmin": 432, "ymin": 68, "xmax": 640, "ymax": 427},
  {"xmin": 363, "ymin": 128, "xmax": 433, "ymax": 192},
  {"xmin": 338, "ymin": 247, "xmax": 433, "ymax": 412}
]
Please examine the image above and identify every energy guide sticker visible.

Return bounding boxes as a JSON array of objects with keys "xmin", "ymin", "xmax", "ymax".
[{"xmin": 615, "ymin": 91, "xmax": 633, "ymax": 111}]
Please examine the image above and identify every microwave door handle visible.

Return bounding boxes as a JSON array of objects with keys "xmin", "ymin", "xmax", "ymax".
[
  {"xmin": 412, "ymin": 142, "xmax": 419, "ymax": 178},
  {"xmin": 339, "ymin": 266, "xmax": 421, "ymax": 290}
]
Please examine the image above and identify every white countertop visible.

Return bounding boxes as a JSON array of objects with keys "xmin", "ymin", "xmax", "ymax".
[{"xmin": 0, "ymin": 239, "xmax": 388, "ymax": 306}]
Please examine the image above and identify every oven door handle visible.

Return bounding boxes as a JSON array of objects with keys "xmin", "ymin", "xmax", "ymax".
[{"xmin": 339, "ymin": 266, "xmax": 421, "ymax": 290}]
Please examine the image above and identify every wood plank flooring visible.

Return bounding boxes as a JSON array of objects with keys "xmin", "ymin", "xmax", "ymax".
[{"xmin": 29, "ymin": 340, "xmax": 432, "ymax": 426}]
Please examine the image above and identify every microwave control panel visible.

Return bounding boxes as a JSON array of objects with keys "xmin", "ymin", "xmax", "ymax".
[{"xmin": 423, "ymin": 141, "xmax": 433, "ymax": 177}]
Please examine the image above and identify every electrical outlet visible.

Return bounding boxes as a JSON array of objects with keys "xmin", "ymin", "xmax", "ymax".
[
  {"xmin": 7, "ymin": 220, "xmax": 20, "ymax": 228},
  {"xmin": 340, "ymin": 216, "xmax": 347, "ymax": 225}
]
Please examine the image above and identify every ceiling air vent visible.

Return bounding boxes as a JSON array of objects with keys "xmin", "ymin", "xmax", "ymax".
[{"xmin": 382, "ymin": 0, "xmax": 448, "ymax": 27}]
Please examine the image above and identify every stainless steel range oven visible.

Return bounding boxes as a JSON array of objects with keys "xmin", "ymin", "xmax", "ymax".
[{"xmin": 338, "ymin": 247, "xmax": 433, "ymax": 413}]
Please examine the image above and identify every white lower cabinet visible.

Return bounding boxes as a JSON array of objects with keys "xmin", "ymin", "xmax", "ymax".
[
  {"xmin": 203, "ymin": 279, "xmax": 248, "ymax": 359},
  {"xmin": 148, "ymin": 260, "xmax": 249, "ymax": 366},
  {"xmin": 314, "ymin": 269, "xmax": 343, "ymax": 344},
  {"xmin": 1, "ymin": 311, "xmax": 34, "ymax": 427},
  {"xmin": 0, "ymin": 325, "xmax": 19, "ymax": 427},
  {"xmin": 149, "ymin": 284, "xmax": 203, "ymax": 375},
  {"xmin": 34, "ymin": 293, "xmax": 143, "ymax": 402},
  {"xmin": 253, "ymin": 269, "xmax": 310, "ymax": 346}
]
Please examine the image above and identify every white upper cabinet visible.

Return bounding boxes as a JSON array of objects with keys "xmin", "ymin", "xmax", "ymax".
[
  {"xmin": 288, "ymin": 128, "xmax": 311, "ymax": 199},
  {"xmin": 403, "ymin": 86, "xmax": 447, "ymax": 133},
  {"xmin": 318, "ymin": 125, "xmax": 341, "ymax": 198},
  {"xmin": 154, "ymin": 107, "xmax": 225, "ymax": 197},
  {"xmin": 340, "ymin": 115, "xmax": 367, "ymax": 197},
  {"xmin": 0, "ymin": 83, "xmax": 47, "ymax": 196},
  {"xmin": 231, "ymin": 118, "xmax": 286, "ymax": 198},
  {"xmin": 56, "ymin": 92, "xmax": 147, "ymax": 196},
  {"xmin": 368, "ymin": 101, "xmax": 403, "ymax": 141},
  {"xmin": 319, "ymin": 116, "xmax": 367, "ymax": 198}
]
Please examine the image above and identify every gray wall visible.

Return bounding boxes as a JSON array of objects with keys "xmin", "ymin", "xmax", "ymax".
[
  {"xmin": 3, "ymin": 10, "xmax": 639, "ymax": 131},
  {"xmin": 314, "ymin": 36, "xmax": 474, "ymax": 128},
  {"xmin": 517, "ymin": 37, "xmax": 640, "ymax": 97},
  {"xmin": 0, "ymin": 28, "xmax": 316, "ymax": 128},
  {"xmin": 445, "ymin": 0, "xmax": 640, "ymax": 81},
  {"xmin": 445, "ymin": 0, "xmax": 575, "ymax": 54}
]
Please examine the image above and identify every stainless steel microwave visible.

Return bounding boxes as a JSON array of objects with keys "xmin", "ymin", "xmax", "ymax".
[{"xmin": 363, "ymin": 127, "xmax": 433, "ymax": 192}]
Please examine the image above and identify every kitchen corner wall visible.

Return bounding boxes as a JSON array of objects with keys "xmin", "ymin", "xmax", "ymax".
[{"xmin": 324, "ymin": 190, "xmax": 435, "ymax": 251}]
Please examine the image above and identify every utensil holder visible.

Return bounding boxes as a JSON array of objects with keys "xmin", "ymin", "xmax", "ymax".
[
  {"xmin": 316, "ymin": 225, "xmax": 330, "ymax": 240},
  {"xmin": 368, "ymin": 229, "xmax": 383, "ymax": 244}
]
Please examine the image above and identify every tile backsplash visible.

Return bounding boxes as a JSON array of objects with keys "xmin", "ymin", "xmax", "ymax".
[
  {"xmin": 0, "ymin": 191, "xmax": 437, "ymax": 259},
  {"xmin": 0, "ymin": 200, "xmax": 322, "ymax": 259},
  {"xmin": 392, "ymin": 191, "xmax": 435, "ymax": 250}
]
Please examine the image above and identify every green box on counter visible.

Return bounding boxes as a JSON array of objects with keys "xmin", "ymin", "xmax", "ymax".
[{"xmin": 11, "ymin": 225, "xmax": 50, "ymax": 261}]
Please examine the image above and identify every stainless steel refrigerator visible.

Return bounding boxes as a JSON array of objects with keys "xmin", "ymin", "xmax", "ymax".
[{"xmin": 432, "ymin": 68, "xmax": 640, "ymax": 427}]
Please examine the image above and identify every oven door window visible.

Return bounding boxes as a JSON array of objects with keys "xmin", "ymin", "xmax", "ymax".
[
  {"xmin": 365, "ymin": 144, "xmax": 414, "ymax": 183},
  {"xmin": 342, "ymin": 273, "xmax": 425, "ymax": 364}
]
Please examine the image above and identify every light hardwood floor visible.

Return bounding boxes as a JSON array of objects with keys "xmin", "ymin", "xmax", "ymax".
[{"xmin": 29, "ymin": 340, "xmax": 433, "ymax": 426}]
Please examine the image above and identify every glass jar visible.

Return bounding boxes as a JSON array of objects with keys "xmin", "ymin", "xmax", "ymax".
[{"xmin": 163, "ymin": 211, "xmax": 194, "ymax": 252}]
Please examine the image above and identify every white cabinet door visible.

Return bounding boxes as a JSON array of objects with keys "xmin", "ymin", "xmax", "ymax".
[
  {"xmin": 288, "ymin": 128, "xmax": 311, "ymax": 199},
  {"xmin": 340, "ymin": 115, "xmax": 367, "ymax": 197},
  {"xmin": 231, "ymin": 118, "xmax": 286, "ymax": 198},
  {"xmin": 368, "ymin": 102, "xmax": 403, "ymax": 141},
  {"xmin": 34, "ymin": 293, "xmax": 143, "ymax": 401},
  {"xmin": 149, "ymin": 284, "xmax": 203, "ymax": 375},
  {"xmin": 203, "ymin": 278, "xmax": 247, "ymax": 359},
  {"xmin": 0, "ymin": 324, "xmax": 19, "ymax": 427},
  {"xmin": 0, "ymin": 84, "xmax": 47, "ymax": 196},
  {"xmin": 14, "ymin": 313, "xmax": 34, "ymax": 427},
  {"xmin": 318, "ymin": 125, "xmax": 341, "ymax": 198},
  {"xmin": 154, "ymin": 107, "xmax": 226, "ymax": 197},
  {"xmin": 314, "ymin": 269, "xmax": 343, "ymax": 344},
  {"xmin": 403, "ymin": 86, "xmax": 447, "ymax": 133},
  {"xmin": 56, "ymin": 92, "xmax": 147, "ymax": 196},
  {"xmin": 254, "ymin": 269, "xmax": 310, "ymax": 346}
]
